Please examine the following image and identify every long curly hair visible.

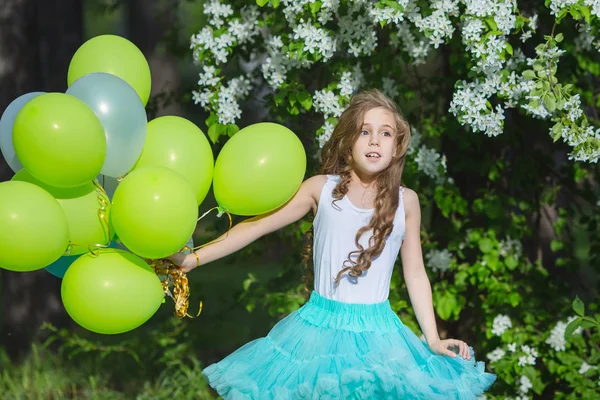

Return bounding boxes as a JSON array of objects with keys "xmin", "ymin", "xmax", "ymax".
[{"xmin": 303, "ymin": 89, "xmax": 411, "ymax": 289}]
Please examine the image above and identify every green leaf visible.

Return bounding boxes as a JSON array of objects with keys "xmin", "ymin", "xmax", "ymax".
[
  {"xmin": 205, "ymin": 113, "xmax": 218, "ymax": 127},
  {"xmin": 550, "ymin": 239, "xmax": 563, "ymax": 252},
  {"xmin": 297, "ymin": 91, "xmax": 313, "ymax": 110},
  {"xmin": 581, "ymin": 5, "xmax": 591, "ymax": 24},
  {"xmin": 522, "ymin": 70, "xmax": 536, "ymax": 80},
  {"xmin": 573, "ymin": 297, "xmax": 585, "ymax": 317},
  {"xmin": 509, "ymin": 292, "xmax": 521, "ymax": 307},
  {"xmin": 557, "ymin": 8, "xmax": 568, "ymax": 21},
  {"xmin": 478, "ymin": 238, "xmax": 494, "ymax": 253},
  {"xmin": 226, "ymin": 123, "xmax": 239, "ymax": 137},
  {"xmin": 552, "ymin": 122, "xmax": 564, "ymax": 142},
  {"xmin": 272, "ymin": 0, "xmax": 280, "ymax": 7},
  {"xmin": 505, "ymin": 256, "xmax": 518, "ymax": 270},
  {"xmin": 300, "ymin": 220, "xmax": 312, "ymax": 234},
  {"xmin": 207, "ymin": 125, "xmax": 220, "ymax": 142},
  {"xmin": 570, "ymin": 7, "xmax": 582, "ymax": 20},
  {"xmin": 256, "ymin": 0, "xmax": 269, "ymax": 6},
  {"xmin": 555, "ymin": 33, "xmax": 564, "ymax": 43},
  {"xmin": 484, "ymin": 17, "xmax": 498, "ymax": 31},
  {"xmin": 580, "ymin": 320, "xmax": 598, "ymax": 330},
  {"xmin": 242, "ymin": 273, "xmax": 258, "ymax": 291},
  {"xmin": 309, "ymin": 1, "xmax": 322, "ymax": 15},
  {"xmin": 505, "ymin": 43, "xmax": 513, "ymax": 56},
  {"xmin": 543, "ymin": 95, "xmax": 556, "ymax": 112},
  {"xmin": 564, "ymin": 318, "xmax": 582, "ymax": 340},
  {"xmin": 434, "ymin": 291, "xmax": 458, "ymax": 321}
]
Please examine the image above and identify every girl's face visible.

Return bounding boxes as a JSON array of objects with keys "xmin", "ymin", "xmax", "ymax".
[{"xmin": 351, "ymin": 107, "xmax": 397, "ymax": 177}]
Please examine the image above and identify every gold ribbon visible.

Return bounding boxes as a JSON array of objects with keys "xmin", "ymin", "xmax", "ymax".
[
  {"xmin": 64, "ymin": 180, "xmax": 113, "ymax": 257},
  {"xmin": 147, "ymin": 258, "xmax": 202, "ymax": 318},
  {"xmin": 149, "ymin": 205, "xmax": 232, "ymax": 318}
]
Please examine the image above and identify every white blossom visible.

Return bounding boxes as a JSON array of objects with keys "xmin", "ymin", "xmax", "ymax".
[
  {"xmin": 546, "ymin": 316, "xmax": 583, "ymax": 351},
  {"xmin": 318, "ymin": 121, "xmax": 336, "ymax": 148},
  {"xmin": 293, "ymin": 20, "xmax": 337, "ymax": 61},
  {"xmin": 204, "ymin": 0, "xmax": 234, "ymax": 28},
  {"xmin": 415, "ymin": 146, "xmax": 445, "ymax": 181},
  {"xmin": 313, "ymin": 89, "xmax": 344, "ymax": 119},
  {"xmin": 192, "ymin": 89, "xmax": 212, "ymax": 108},
  {"xmin": 518, "ymin": 345, "xmax": 538, "ymax": 366},
  {"xmin": 425, "ymin": 249, "xmax": 453, "ymax": 272},
  {"xmin": 487, "ymin": 347, "xmax": 506, "ymax": 362},
  {"xmin": 492, "ymin": 314, "xmax": 512, "ymax": 336},
  {"xmin": 407, "ymin": 128, "xmax": 422, "ymax": 156},
  {"xmin": 369, "ymin": 1, "xmax": 409, "ymax": 25},
  {"xmin": 499, "ymin": 236, "xmax": 523, "ymax": 260},
  {"xmin": 579, "ymin": 362, "xmax": 597, "ymax": 374},
  {"xmin": 518, "ymin": 376, "xmax": 533, "ymax": 394},
  {"xmin": 381, "ymin": 77, "xmax": 399, "ymax": 99},
  {"xmin": 338, "ymin": 8, "xmax": 378, "ymax": 57}
]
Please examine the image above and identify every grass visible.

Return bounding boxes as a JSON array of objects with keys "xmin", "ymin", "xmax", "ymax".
[{"xmin": 0, "ymin": 252, "xmax": 286, "ymax": 399}]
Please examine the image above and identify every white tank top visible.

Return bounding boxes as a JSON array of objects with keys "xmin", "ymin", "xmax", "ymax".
[{"xmin": 313, "ymin": 175, "xmax": 406, "ymax": 304}]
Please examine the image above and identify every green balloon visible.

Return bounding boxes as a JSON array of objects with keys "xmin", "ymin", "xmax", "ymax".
[
  {"xmin": 134, "ymin": 116, "xmax": 214, "ymax": 205},
  {"xmin": 0, "ymin": 181, "xmax": 69, "ymax": 272},
  {"xmin": 13, "ymin": 170, "xmax": 112, "ymax": 255},
  {"xmin": 13, "ymin": 93, "xmax": 107, "ymax": 188},
  {"xmin": 111, "ymin": 166, "xmax": 198, "ymax": 259},
  {"xmin": 61, "ymin": 249, "xmax": 164, "ymax": 334},
  {"xmin": 213, "ymin": 123, "xmax": 307, "ymax": 216},
  {"xmin": 67, "ymin": 35, "xmax": 152, "ymax": 106}
]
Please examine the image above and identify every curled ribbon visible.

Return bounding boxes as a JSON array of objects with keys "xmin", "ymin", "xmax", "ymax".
[
  {"xmin": 64, "ymin": 180, "xmax": 113, "ymax": 257},
  {"xmin": 150, "ymin": 205, "xmax": 232, "ymax": 318},
  {"xmin": 147, "ymin": 258, "xmax": 202, "ymax": 318}
]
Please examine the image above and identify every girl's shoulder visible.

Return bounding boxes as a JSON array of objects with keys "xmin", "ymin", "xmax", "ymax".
[
  {"xmin": 304, "ymin": 174, "xmax": 329, "ymax": 201},
  {"xmin": 400, "ymin": 186, "xmax": 420, "ymax": 215}
]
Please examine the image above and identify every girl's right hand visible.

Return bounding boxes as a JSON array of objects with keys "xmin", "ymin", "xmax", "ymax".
[{"xmin": 167, "ymin": 252, "xmax": 197, "ymax": 273}]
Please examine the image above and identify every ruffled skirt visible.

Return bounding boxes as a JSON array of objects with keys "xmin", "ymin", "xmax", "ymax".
[{"xmin": 203, "ymin": 291, "xmax": 495, "ymax": 399}]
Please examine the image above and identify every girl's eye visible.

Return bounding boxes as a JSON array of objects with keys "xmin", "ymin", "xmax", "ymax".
[
  {"xmin": 360, "ymin": 130, "xmax": 369, "ymax": 135},
  {"xmin": 382, "ymin": 131, "xmax": 391, "ymax": 137}
]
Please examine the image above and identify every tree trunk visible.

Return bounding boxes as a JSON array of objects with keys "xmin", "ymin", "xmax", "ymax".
[
  {"xmin": 126, "ymin": 0, "xmax": 182, "ymax": 118},
  {"xmin": 0, "ymin": 0, "xmax": 82, "ymax": 361}
]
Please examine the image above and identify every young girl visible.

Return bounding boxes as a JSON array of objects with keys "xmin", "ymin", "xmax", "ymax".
[{"xmin": 169, "ymin": 90, "xmax": 496, "ymax": 399}]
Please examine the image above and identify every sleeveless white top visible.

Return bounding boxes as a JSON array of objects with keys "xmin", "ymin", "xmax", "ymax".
[{"xmin": 313, "ymin": 175, "xmax": 406, "ymax": 304}]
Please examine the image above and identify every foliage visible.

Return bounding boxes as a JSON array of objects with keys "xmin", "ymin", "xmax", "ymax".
[
  {"xmin": 0, "ymin": 319, "xmax": 216, "ymax": 399},
  {"xmin": 188, "ymin": 1, "xmax": 600, "ymax": 398}
]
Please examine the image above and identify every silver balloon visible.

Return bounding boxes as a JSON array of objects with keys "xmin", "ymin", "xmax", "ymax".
[
  {"xmin": 0, "ymin": 92, "xmax": 45, "ymax": 173},
  {"xmin": 67, "ymin": 73, "xmax": 147, "ymax": 178}
]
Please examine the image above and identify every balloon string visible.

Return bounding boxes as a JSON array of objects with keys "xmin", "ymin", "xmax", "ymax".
[
  {"xmin": 188, "ymin": 206, "xmax": 233, "ymax": 252},
  {"xmin": 64, "ymin": 180, "xmax": 113, "ymax": 257}
]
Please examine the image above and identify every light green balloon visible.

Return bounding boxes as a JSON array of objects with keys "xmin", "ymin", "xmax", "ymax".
[
  {"xmin": 213, "ymin": 123, "xmax": 307, "ymax": 216},
  {"xmin": 13, "ymin": 93, "xmax": 107, "ymax": 188},
  {"xmin": 67, "ymin": 35, "xmax": 152, "ymax": 106},
  {"xmin": 61, "ymin": 249, "xmax": 164, "ymax": 334},
  {"xmin": 111, "ymin": 166, "xmax": 198, "ymax": 259},
  {"xmin": 134, "ymin": 116, "xmax": 214, "ymax": 205},
  {"xmin": 12, "ymin": 170, "xmax": 112, "ymax": 255},
  {"xmin": 0, "ymin": 181, "xmax": 69, "ymax": 272}
]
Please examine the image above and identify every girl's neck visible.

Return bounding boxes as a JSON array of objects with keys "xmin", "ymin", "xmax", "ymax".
[{"xmin": 349, "ymin": 169, "xmax": 378, "ymax": 190}]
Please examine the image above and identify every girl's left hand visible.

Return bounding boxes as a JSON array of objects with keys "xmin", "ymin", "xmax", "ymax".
[{"xmin": 428, "ymin": 339, "xmax": 471, "ymax": 360}]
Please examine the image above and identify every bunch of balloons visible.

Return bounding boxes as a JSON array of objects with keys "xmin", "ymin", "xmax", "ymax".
[{"xmin": 0, "ymin": 34, "xmax": 307, "ymax": 336}]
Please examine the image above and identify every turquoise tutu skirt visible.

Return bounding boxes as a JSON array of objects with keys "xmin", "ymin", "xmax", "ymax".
[{"xmin": 204, "ymin": 291, "xmax": 495, "ymax": 399}]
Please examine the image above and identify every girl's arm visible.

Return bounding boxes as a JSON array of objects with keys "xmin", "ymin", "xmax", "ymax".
[
  {"xmin": 400, "ymin": 188, "xmax": 470, "ymax": 360},
  {"xmin": 171, "ymin": 175, "xmax": 327, "ymax": 272}
]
